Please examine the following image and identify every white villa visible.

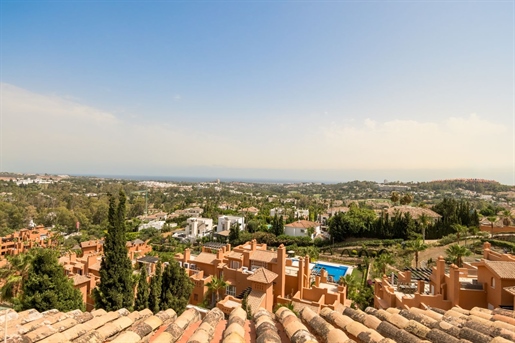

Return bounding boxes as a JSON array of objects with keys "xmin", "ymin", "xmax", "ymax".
[{"xmin": 284, "ymin": 220, "xmax": 321, "ymax": 239}]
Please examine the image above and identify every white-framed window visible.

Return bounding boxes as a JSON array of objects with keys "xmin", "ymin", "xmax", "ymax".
[{"xmin": 226, "ymin": 285, "xmax": 236, "ymax": 297}]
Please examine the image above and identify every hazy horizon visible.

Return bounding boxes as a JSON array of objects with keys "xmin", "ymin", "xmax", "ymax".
[
  {"xmin": 2, "ymin": 1, "xmax": 514, "ymax": 185},
  {"xmin": 4, "ymin": 167, "xmax": 513, "ymax": 185}
]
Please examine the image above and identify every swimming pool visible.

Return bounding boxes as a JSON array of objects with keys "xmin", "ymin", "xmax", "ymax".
[{"xmin": 312, "ymin": 262, "xmax": 349, "ymax": 282}]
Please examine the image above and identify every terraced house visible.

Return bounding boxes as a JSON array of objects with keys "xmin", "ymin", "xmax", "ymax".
[
  {"xmin": 0, "ymin": 225, "xmax": 55, "ymax": 258},
  {"xmin": 375, "ymin": 242, "xmax": 515, "ymax": 311},
  {"xmin": 174, "ymin": 239, "xmax": 348, "ymax": 315},
  {"xmin": 59, "ymin": 238, "xmax": 153, "ymax": 310}
]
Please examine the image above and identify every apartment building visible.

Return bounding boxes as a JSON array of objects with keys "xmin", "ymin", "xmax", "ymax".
[
  {"xmin": 0, "ymin": 225, "xmax": 55, "ymax": 257},
  {"xmin": 59, "ymin": 238, "xmax": 153, "ymax": 310},
  {"xmin": 374, "ymin": 242, "xmax": 515, "ymax": 311},
  {"xmin": 174, "ymin": 239, "xmax": 347, "ymax": 315}
]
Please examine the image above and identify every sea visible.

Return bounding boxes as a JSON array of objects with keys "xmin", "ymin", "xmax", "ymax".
[{"xmin": 71, "ymin": 174, "xmax": 336, "ymax": 184}]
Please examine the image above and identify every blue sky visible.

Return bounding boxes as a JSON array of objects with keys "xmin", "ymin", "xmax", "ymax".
[{"xmin": 1, "ymin": 1, "xmax": 514, "ymax": 184}]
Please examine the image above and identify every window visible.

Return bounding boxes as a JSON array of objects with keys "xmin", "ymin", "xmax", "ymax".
[
  {"xmin": 250, "ymin": 260, "xmax": 268, "ymax": 270},
  {"xmin": 491, "ymin": 277, "xmax": 496, "ymax": 289},
  {"xmin": 194, "ymin": 294, "xmax": 198, "ymax": 301},
  {"xmin": 226, "ymin": 285, "xmax": 236, "ymax": 297},
  {"xmin": 300, "ymin": 229, "xmax": 305, "ymax": 233},
  {"xmin": 230, "ymin": 260, "xmax": 240, "ymax": 269}
]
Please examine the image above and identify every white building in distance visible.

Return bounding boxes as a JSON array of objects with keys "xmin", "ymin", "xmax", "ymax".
[
  {"xmin": 217, "ymin": 215, "xmax": 245, "ymax": 232},
  {"xmin": 186, "ymin": 217, "xmax": 213, "ymax": 238}
]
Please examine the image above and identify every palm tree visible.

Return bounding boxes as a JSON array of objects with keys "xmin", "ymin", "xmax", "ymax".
[
  {"xmin": 417, "ymin": 213, "xmax": 430, "ymax": 243},
  {"xmin": 338, "ymin": 273, "xmax": 359, "ymax": 298},
  {"xmin": 501, "ymin": 209, "xmax": 513, "ymax": 226},
  {"xmin": 487, "ymin": 216, "xmax": 497, "ymax": 236},
  {"xmin": 206, "ymin": 275, "xmax": 228, "ymax": 307},
  {"xmin": 406, "ymin": 238, "xmax": 428, "ymax": 268},
  {"xmin": 445, "ymin": 244, "xmax": 471, "ymax": 268},
  {"xmin": 452, "ymin": 224, "xmax": 469, "ymax": 245},
  {"xmin": 373, "ymin": 252, "xmax": 395, "ymax": 277},
  {"xmin": 0, "ymin": 251, "xmax": 36, "ymax": 303},
  {"xmin": 390, "ymin": 192, "xmax": 400, "ymax": 205}
]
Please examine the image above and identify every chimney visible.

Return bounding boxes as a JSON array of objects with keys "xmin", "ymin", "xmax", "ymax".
[
  {"xmin": 251, "ymin": 239, "xmax": 257, "ymax": 251},
  {"xmin": 435, "ymin": 255, "xmax": 445, "ymax": 294},
  {"xmin": 449, "ymin": 264, "xmax": 460, "ymax": 306},
  {"xmin": 184, "ymin": 248, "xmax": 191, "ymax": 262},
  {"xmin": 298, "ymin": 257, "xmax": 304, "ymax": 298},
  {"xmin": 226, "ymin": 243, "xmax": 231, "ymax": 252},
  {"xmin": 277, "ymin": 244, "xmax": 286, "ymax": 299},
  {"xmin": 304, "ymin": 255, "xmax": 310, "ymax": 288},
  {"xmin": 483, "ymin": 242, "xmax": 491, "ymax": 259}
]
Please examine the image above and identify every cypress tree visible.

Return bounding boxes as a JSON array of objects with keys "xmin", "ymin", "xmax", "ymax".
[
  {"xmin": 16, "ymin": 248, "xmax": 84, "ymax": 312},
  {"xmin": 93, "ymin": 190, "xmax": 134, "ymax": 311},
  {"xmin": 160, "ymin": 260, "xmax": 193, "ymax": 315},
  {"xmin": 229, "ymin": 222, "xmax": 240, "ymax": 243},
  {"xmin": 148, "ymin": 261, "xmax": 162, "ymax": 314},
  {"xmin": 271, "ymin": 213, "xmax": 278, "ymax": 235},
  {"xmin": 277, "ymin": 215, "xmax": 285, "ymax": 236},
  {"xmin": 134, "ymin": 266, "xmax": 150, "ymax": 311}
]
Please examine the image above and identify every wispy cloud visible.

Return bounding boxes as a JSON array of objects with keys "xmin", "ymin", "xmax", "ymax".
[
  {"xmin": 316, "ymin": 114, "xmax": 509, "ymax": 170},
  {"xmin": 1, "ymin": 83, "xmax": 239, "ymax": 173},
  {"xmin": 1, "ymin": 83, "xmax": 511, "ymax": 181}
]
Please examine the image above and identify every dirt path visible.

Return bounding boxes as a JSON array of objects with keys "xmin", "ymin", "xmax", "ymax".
[{"xmin": 415, "ymin": 240, "xmax": 481, "ymax": 267}]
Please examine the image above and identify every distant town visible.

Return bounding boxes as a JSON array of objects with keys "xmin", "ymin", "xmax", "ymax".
[{"xmin": 1, "ymin": 171, "xmax": 515, "ymax": 342}]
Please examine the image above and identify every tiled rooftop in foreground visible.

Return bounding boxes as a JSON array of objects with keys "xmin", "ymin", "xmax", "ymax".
[{"xmin": 2, "ymin": 304, "xmax": 515, "ymax": 343}]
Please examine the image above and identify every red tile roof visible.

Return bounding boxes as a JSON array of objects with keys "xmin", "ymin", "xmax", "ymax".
[{"xmin": 247, "ymin": 267, "xmax": 278, "ymax": 284}]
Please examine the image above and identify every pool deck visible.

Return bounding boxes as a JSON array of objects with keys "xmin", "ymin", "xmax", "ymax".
[
  {"xmin": 287, "ymin": 258, "xmax": 354, "ymax": 278},
  {"xmin": 310, "ymin": 261, "xmax": 354, "ymax": 278}
]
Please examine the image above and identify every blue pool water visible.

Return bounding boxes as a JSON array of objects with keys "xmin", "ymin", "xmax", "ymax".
[{"xmin": 313, "ymin": 262, "xmax": 349, "ymax": 282}]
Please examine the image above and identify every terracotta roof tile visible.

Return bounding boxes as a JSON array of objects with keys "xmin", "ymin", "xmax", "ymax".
[
  {"xmin": 246, "ymin": 268, "xmax": 278, "ymax": 284},
  {"xmin": 284, "ymin": 220, "xmax": 319, "ymax": 228},
  {"xmin": 246, "ymin": 290, "xmax": 266, "ymax": 314},
  {"xmin": 5, "ymin": 298, "xmax": 515, "ymax": 343},
  {"xmin": 249, "ymin": 250, "xmax": 277, "ymax": 263},
  {"xmin": 72, "ymin": 274, "xmax": 90, "ymax": 286},
  {"xmin": 192, "ymin": 252, "xmax": 217, "ymax": 265},
  {"xmin": 484, "ymin": 260, "xmax": 515, "ymax": 279}
]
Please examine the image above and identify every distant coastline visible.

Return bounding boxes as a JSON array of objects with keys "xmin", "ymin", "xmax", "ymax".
[{"xmin": 69, "ymin": 174, "xmax": 336, "ymax": 184}]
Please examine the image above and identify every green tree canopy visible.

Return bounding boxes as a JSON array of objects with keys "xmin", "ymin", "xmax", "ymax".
[
  {"xmin": 0, "ymin": 251, "xmax": 36, "ymax": 303},
  {"xmin": 149, "ymin": 261, "xmax": 162, "ymax": 314},
  {"xmin": 328, "ymin": 205, "xmax": 376, "ymax": 242},
  {"xmin": 160, "ymin": 260, "xmax": 193, "ymax": 314},
  {"xmin": 93, "ymin": 190, "xmax": 134, "ymax": 311},
  {"xmin": 15, "ymin": 248, "xmax": 84, "ymax": 312},
  {"xmin": 134, "ymin": 266, "xmax": 150, "ymax": 311},
  {"xmin": 206, "ymin": 275, "xmax": 228, "ymax": 307},
  {"xmin": 406, "ymin": 238, "xmax": 428, "ymax": 268},
  {"xmin": 446, "ymin": 244, "xmax": 472, "ymax": 268}
]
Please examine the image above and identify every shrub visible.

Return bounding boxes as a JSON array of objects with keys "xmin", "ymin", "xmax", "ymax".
[{"xmin": 438, "ymin": 234, "xmax": 457, "ymax": 246}]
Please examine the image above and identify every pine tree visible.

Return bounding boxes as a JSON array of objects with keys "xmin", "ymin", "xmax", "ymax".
[
  {"xmin": 160, "ymin": 260, "xmax": 193, "ymax": 314},
  {"xmin": 93, "ymin": 190, "xmax": 134, "ymax": 311},
  {"xmin": 148, "ymin": 261, "xmax": 162, "ymax": 314},
  {"xmin": 15, "ymin": 248, "xmax": 84, "ymax": 312},
  {"xmin": 134, "ymin": 266, "xmax": 150, "ymax": 311}
]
